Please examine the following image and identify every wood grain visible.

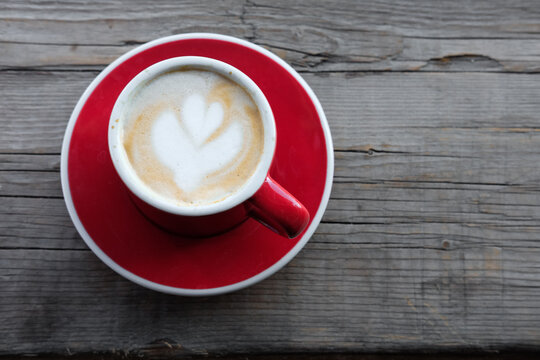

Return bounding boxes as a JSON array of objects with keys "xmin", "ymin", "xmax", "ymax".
[
  {"xmin": 3, "ymin": 71, "xmax": 540, "ymax": 154},
  {"xmin": 2, "ymin": 69, "xmax": 540, "ymax": 354},
  {"xmin": 3, "ymin": 0, "xmax": 540, "ymax": 72},
  {"xmin": 3, "ymin": 0, "xmax": 540, "ymax": 357},
  {"xmin": 2, "ymin": 245, "xmax": 540, "ymax": 355}
]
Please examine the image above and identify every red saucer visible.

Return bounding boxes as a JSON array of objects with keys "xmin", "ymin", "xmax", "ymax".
[{"xmin": 61, "ymin": 34, "xmax": 333, "ymax": 295}]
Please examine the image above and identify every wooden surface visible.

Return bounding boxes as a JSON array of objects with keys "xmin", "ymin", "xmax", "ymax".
[{"xmin": 2, "ymin": 0, "xmax": 540, "ymax": 357}]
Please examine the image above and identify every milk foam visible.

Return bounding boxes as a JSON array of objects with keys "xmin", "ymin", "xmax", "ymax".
[
  {"xmin": 122, "ymin": 69, "xmax": 264, "ymax": 206},
  {"xmin": 152, "ymin": 105, "xmax": 243, "ymax": 192}
]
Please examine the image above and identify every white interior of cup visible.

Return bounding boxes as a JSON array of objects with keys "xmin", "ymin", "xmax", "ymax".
[{"xmin": 108, "ymin": 56, "xmax": 276, "ymax": 216}]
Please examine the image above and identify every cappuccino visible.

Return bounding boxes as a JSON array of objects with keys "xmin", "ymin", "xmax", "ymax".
[{"xmin": 121, "ymin": 69, "xmax": 264, "ymax": 206}]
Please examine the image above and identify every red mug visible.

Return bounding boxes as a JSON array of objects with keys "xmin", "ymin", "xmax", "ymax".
[{"xmin": 108, "ymin": 56, "xmax": 309, "ymax": 238}]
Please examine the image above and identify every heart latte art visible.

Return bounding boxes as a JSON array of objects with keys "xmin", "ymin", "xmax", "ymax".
[{"xmin": 122, "ymin": 70, "xmax": 264, "ymax": 205}]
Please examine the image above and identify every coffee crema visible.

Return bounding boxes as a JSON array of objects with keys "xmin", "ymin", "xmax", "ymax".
[{"xmin": 121, "ymin": 69, "xmax": 264, "ymax": 206}]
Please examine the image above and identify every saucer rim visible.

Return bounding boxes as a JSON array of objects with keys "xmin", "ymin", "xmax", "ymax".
[{"xmin": 60, "ymin": 33, "xmax": 334, "ymax": 296}]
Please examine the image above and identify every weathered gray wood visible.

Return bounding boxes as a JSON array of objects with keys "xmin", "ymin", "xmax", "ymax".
[
  {"xmin": 0, "ymin": 154, "xmax": 59, "ymax": 171},
  {"xmin": 243, "ymin": 0, "xmax": 540, "ymax": 72},
  {"xmin": 0, "ymin": 71, "xmax": 91, "ymax": 153},
  {"xmin": 0, "ymin": 0, "xmax": 249, "ymax": 44},
  {"xmin": 4, "ymin": 180, "xmax": 540, "ymax": 251},
  {"xmin": 0, "ymin": 198, "xmax": 82, "ymax": 250},
  {"xmin": 0, "ymin": 171, "xmax": 61, "ymax": 198},
  {"xmin": 3, "ymin": 71, "xmax": 540, "ymax": 154},
  {"xmin": 2, "ymin": 64, "xmax": 540, "ymax": 355},
  {"xmin": 3, "ymin": 0, "xmax": 540, "ymax": 357},
  {"xmin": 7, "ymin": 36, "xmax": 540, "ymax": 73},
  {"xmin": 3, "ymin": 1, "xmax": 540, "ymax": 72},
  {"xmin": 2, "ymin": 245, "xmax": 540, "ymax": 356}
]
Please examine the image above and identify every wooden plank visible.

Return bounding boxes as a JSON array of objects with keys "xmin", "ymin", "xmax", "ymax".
[
  {"xmin": 0, "ymin": 154, "xmax": 59, "ymax": 171},
  {"xmin": 0, "ymin": 198, "xmax": 82, "ymax": 250},
  {"xmin": 243, "ymin": 0, "xmax": 540, "ymax": 72},
  {"xmin": 1, "ymin": 174, "xmax": 538, "ymax": 240},
  {"xmin": 0, "ymin": 0, "xmax": 249, "ymax": 44},
  {"xmin": 1, "ymin": 245, "xmax": 540, "ymax": 355},
  {"xmin": 3, "ymin": 190, "xmax": 540, "ymax": 251},
  {"xmin": 0, "ymin": 42, "xmax": 137, "ymax": 69},
  {"xmin": 0, "ymin": 171, "xmax": 61, "ymax": 198},
  {"xmin": 0, "ymin": 71, "xmax": 94, "ymax": 153},
  {"xmin": 6, "ymin": 36, "xmax": 540, "ymax": 73},
  {"xmin": 4, "ymin": 0, "xmax": 540, "ymax": 43},
  {"xmin": 316, "ymin": 72, "xmax": 540, "ymax": 154},
  {"xmin": 3, "ymin": 71, "xmax": 540, "ymax": 154},
  {"xmin": 4, "ymin": 149, "xmax": 540, "ymax": 198},
  {"xmin": 400, "ymin": 38, "xmax": 540, "ymax": 73},
  {"xmin": 1, "ymin": 355, "xmax": 538, "ymax": 360},
  {"xmin": 3, "ymin": 180, "xmax": 540, "ymax": 250},
  {"xmin": 3, "ymin": 1, "xmax": 540, "ymax": 71}
]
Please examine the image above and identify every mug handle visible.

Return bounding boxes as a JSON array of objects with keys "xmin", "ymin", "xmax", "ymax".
[{"xmin": 247, "ymin": 176, "xmax": 310, "ymax": 238}]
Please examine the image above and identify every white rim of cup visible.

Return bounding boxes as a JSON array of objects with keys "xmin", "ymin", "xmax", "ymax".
[
  {"xmin": 108, "ymin": 56, "xmax": 276, "ymax": 216},
  {"xmin": 60, "ymin": 33, "xmax": 334, "ymax": 296}
]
